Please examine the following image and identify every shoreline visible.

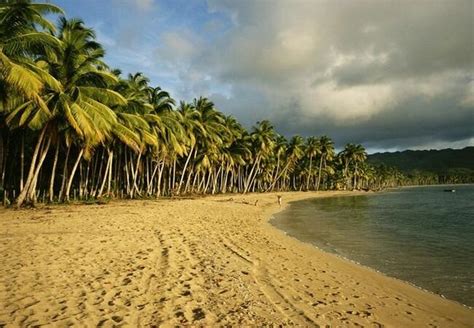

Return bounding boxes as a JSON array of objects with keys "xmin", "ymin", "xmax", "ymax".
[
  {"xmin": 1, "ymin": 191, "xmax": 473, "ymax": 326},
  {"xmin": 267, "ymin": 193, "xmax": 472, "ymax": 310}
]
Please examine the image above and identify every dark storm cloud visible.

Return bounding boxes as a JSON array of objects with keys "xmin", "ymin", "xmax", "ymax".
[
  {"xmin": 118, "ymin": 0, "xmax": 473, "ymax": 150},
  {"xmin": 192, "ymin": 0, "xmax": 474, "ymax": 150},
  {"xmin": 56, "ymin": 0, "xmax": 473, "ymax": 150}
]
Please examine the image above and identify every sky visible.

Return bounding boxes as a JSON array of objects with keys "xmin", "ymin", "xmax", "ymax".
[{"xmin": 48, "ymin": 0, "xmax": 473, "ymax": 152}]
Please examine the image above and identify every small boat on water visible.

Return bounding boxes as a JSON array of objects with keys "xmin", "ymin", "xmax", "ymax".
[{"xmin": 443, "ymin": 189, "xmax": 456, "ymax": 192}]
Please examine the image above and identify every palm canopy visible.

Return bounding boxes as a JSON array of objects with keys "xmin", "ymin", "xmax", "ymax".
[{"xmin": 0, "ymin": 0, "xmax": 63, "ymax": 113}]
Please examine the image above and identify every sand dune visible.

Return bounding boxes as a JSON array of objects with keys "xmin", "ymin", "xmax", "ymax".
[{"xmin": 0, "ymin": 191, "xmax": 472, "ymax": 327}]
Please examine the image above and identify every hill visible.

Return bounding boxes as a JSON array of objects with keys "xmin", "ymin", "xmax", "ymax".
[{"xmin": 367, "ymin": 147, "xmax": 474, "ymax": 184}]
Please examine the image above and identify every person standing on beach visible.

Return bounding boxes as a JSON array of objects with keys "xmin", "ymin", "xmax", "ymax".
[{"xmin": 277, "ymin": 195, "xmax": 282, "ymax": 207}]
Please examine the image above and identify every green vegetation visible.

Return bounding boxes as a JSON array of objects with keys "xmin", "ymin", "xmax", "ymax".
[
  {"xmin": 368, "ymin": 147, "xmax": 474, "ymax": 185},
  {"xmin": 0, "ymin": 1, "xmax": 460, "ymax": 207}
]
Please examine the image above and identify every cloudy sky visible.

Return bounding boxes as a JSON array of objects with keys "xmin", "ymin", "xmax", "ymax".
[{"xmin": 51, "ymin": 0, "xmax": 473, "ymax": 152}]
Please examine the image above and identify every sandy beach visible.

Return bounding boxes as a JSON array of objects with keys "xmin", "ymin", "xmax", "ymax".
[{"xmin": 0, "ymin": 191, "xmax": 472, "ymax": 327}]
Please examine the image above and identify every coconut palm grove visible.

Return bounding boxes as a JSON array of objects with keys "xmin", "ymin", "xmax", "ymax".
[{"xmin": 0, "ymin": 1, "xmax": 462, "ymax": 207}]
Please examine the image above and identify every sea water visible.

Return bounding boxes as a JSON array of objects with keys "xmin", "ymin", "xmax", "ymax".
[{"xmin": 272, "ymin": 185, "xmax": 474, "ymax": 306}]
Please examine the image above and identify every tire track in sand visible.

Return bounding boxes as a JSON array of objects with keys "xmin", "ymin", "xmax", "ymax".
[
  {"xmin": 220, "ymin": 236, "xmax": 319, "ymax": 327},
  {"xmin": 146, "ymin": 227, "xmax": 213, "ymax": 326}
]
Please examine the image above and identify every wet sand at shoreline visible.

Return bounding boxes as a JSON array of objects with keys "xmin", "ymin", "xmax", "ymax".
[{"xmin": 1, "ymin": 191, "xmax": 472, "ymax": 327}]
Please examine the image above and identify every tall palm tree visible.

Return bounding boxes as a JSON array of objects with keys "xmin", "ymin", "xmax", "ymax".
[
  {"xmin": 316, "ymin": 136, "xmax": 335, "ymax": 191},
  {"xmin": 0, "ymin": 0, "xmax": 63, "ymax": 194},
  {"xmin": 176, "ymin": 101, "xmax": 204, "ymax": 194},
  {"xmin": 340, "ymin": 143, "xmax": 366, "ymax": 190},
  {"xmin": 244, "ymin": 120, "xmax": 275, "ymax": 193},
  {"xmin": 269, "ymin": 135, "xmax": 287, "ymax": 191},
  {"xmin": 304, "ymin": 136, "xmax": 320, "ymax": 190}
]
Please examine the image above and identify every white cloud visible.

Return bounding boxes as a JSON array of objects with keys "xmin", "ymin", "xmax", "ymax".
[
  {"xmin": 134, "ymin": 0, "xmax": 154, "ymax": 11},
  {"xmin": 301, "ymin": 82, "xmax": 396, "ymax": 122}
]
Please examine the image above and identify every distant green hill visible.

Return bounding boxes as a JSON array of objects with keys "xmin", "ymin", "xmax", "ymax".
[
  {"xmin": 368, "ymin": 147, "xmax": 474, "ymax": 183},
  {"xmin": 368, "ymin": 147, "xmax": 474, "ymax": 175}
]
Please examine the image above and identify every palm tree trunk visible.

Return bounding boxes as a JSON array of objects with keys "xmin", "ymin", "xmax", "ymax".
[
  {"xmin": 49, "ymin": 142, "xmax": 60, "ymax": 202},
  {"xmin": 98, "ymin": 149, "xmax": 112, "ymax": 196},
  {"xmin": 131, "ymin": 150, "xmax": 142, "ymax": 198},
  {"xmin": 107, "ymin": 149, "xmax": 113, "ymax": 195},
  {"xmin": 65, "ymin": 148, "xmax": 84, "ymax": 202},
  {"xmin": 306, "ymin": 155, "xmax": 313, "ymax": 191},
  {"xmin": 16, "ymin": 124, "xmax": 48, "ymax": 207},
  {"xmin": 177, "ymin": 146, "xmax": 194, "ymax": 195},
  {"xmin": 93, "ymin": 148, "xmax": 106, "ymax": 196},
  {"xmin": 147, "ymin": 160, "xmax": 160, "ymax": 195},
  {"xmin": 84, "ymin": 161, "xmax": 91, "ymax": 197},
  {"xmin": 316, "ymin": 154, "xmax": 324, "ymax": 191},
  {"xmin": 156, "ymin": 161, "xmax": 164, "ymax": 198},
  {"xmin": 243, "ymin": 155, "xmax": 260, "ymax": 194},
  {"xmin": 172, "ymin": 158, "xmax": 177, "ymax": 192},
  {"xmin": 192, "ymin": 171, "xmax": 199, "ymax": 193},
  {"xmin": 270, "ymin": 156, "xmax": 281, "ymax": 191},
  {"xmin": 20, "ymin": 134, "xmax": 24, "ymax": 192},
  {"xmin": 27, "ymin": 135, "xmax": 52, "ymax": 205},
  {"xmin": 212, "ymin": 166, "xmax": 222, "ymax": 194},
  {"xmin": 268, "ymin": 160, "xmax": 291, "ymax": 192},
  {"xmin": 124, "ymin": 150, "xmax": 131, "ymax": 195},
  {"xmin": 353, "ymin": 162, "xmax": 358, "ymax": 190},
  {"xmin": 204, "ymin": 169, "xmax": 212, "ymax": 193},
  {"xmin": 184, "ymin": 170, "xmax": 193, "ymax": 194},
  {"xmin": 0, "ymin": 132, "xmax": 6, "ymax": 191},
  {"xmin": 59, "ymin": 144, "xmax": 71, "ymax": 201}
]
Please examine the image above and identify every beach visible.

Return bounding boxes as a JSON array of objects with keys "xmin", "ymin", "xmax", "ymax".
[{"xmin": 0, "ymin": 191, "xmax": 472, "ymax": 327}]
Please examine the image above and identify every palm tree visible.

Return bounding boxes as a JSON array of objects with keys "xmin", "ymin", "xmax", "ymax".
[
  {"xmin": 0, "ymin": 0, "xmax": 63, "ymax": 107},
  {"xmin": 244, "ymin": 120, "xmax": 275, "ymax": 193},
  {"xmin": 9, "ymin": 17, "xmax": 126, "ymax": 206},
  {"xmin": 0, "ymin": 0, "xmax": 63, "ymax": 195},
  {"xmin": 148, "ymin": 86, "xmax": 175, "ymax": 113},
  {"xmin": 284, "ymin": 135, "xmax": 305, "ymax": 190},
  {"xmin": 269, "ymin": 135, "xmax": 304, "ymax": 191},
  {"xmin": 316, "ymin": 136, "xmax": 334, "ymax": 191},
  {"xmin": 175, "ymin": 101, "xmax": 204, "ymax": 194},
  {"xmin": 269, "ymin": 135, "xmax": 287, "ymax": 191},
  {"xmin": 304, "ymin": 136, "xmax": 320, "ymax": 190},
  {"xmin": 340, "ymin": 143, "xmax": 366, "ymax": 190}
]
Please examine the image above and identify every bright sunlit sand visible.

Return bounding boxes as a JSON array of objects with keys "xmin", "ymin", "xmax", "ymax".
[{"xmin": 1, "ymin": 192, "xmax": 472, "ymax": 327}]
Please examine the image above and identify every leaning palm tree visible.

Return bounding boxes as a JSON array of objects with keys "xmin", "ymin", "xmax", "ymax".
[
  {"xmin": 175, "ymin": 101, "xmax": 204, "ymax": 194},
  {"xmin": 0, "ymin": 0, "xmax": 63, "ymax": 109},
  {"xmin": 244, "ymin": 120, "xmax": 275, "ymax": 193},
  {"xmin": 268, "ymin": 135, "xmax": 304, "ymax": 191},
  {"xmin": 0, "ymin": 0, "xmax": 63, "ymax": 194},
  {"xmin": 9, "ymin": 17, "xmax": 126, "ymax": 206}
]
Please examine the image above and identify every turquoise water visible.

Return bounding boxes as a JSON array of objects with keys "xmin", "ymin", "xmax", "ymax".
[{"xmin": 272, "ymin": 185, "xmax": 474, "ymax": 306}]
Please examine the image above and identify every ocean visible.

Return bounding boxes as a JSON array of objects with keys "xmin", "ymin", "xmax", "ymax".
[{"xmin": 272, "ymin": 185, "xmax": 474, "ymax": 306}]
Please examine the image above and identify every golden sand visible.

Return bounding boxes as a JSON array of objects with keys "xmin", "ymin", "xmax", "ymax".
[{"xmin": 0, "ymin": 191, "xmax": 472, "ymax": 327}]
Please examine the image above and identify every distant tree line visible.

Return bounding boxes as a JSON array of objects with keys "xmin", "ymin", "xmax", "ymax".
[
  {"xmin": 368, "ymin": 147, "xmax": 474, "ymax": 185},
  {"xmin": 0, "ymin": 1, "xmax": 464, "ymax": 207}
]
